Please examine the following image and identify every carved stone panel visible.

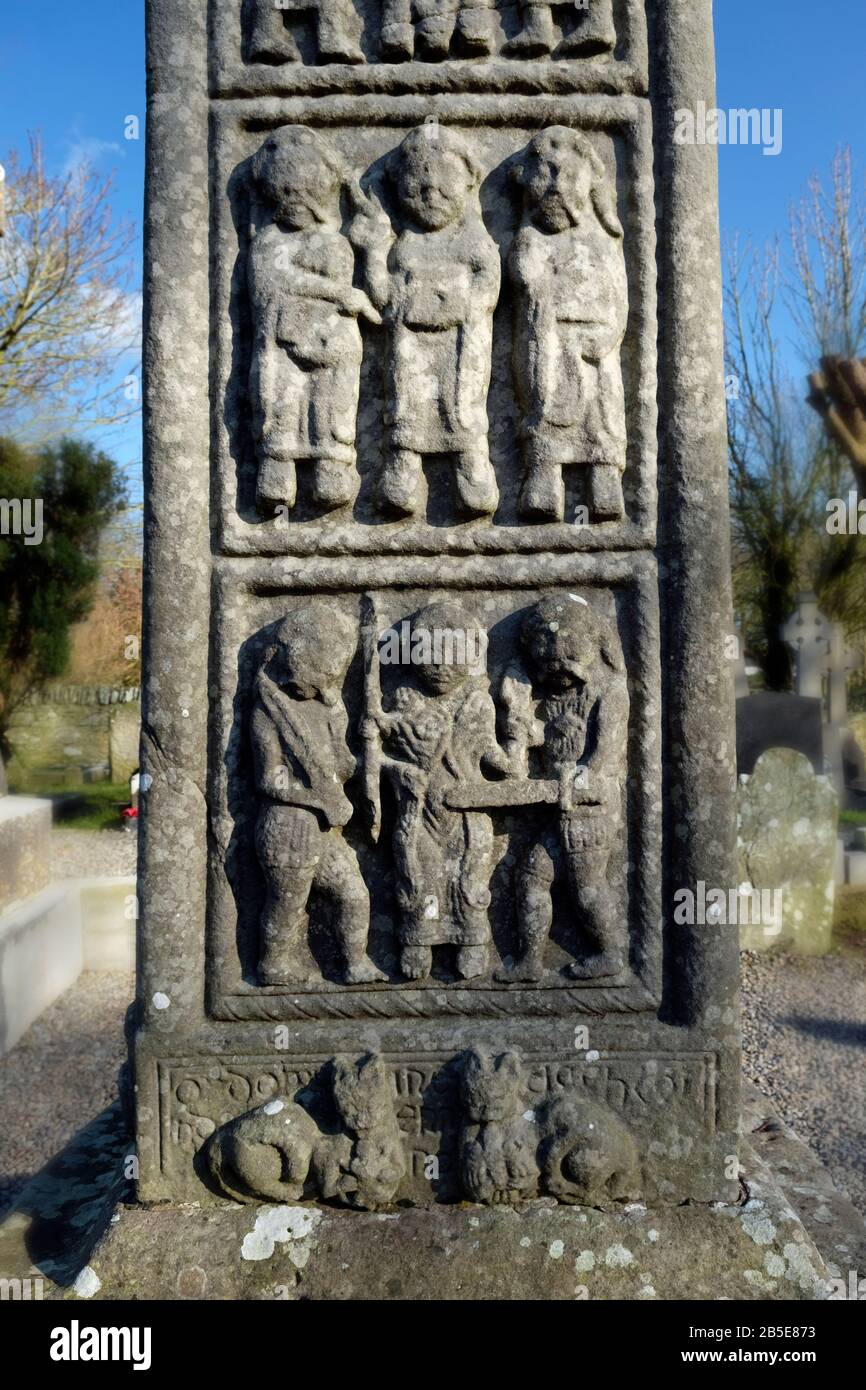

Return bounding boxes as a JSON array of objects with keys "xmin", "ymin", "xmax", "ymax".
[{"xmin": 138, "ymin": 0, "xmax": 739, "ymax": 1213}]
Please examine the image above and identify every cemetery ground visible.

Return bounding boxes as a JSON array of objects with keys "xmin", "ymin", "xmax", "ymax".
[{"xmin": 0, "ymin": 823, "xmax": 864, "ymax": 1228}]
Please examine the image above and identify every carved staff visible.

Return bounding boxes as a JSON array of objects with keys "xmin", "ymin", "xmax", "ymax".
[{"xmin": 360, "ymin": 593, "xmax": 383, "ymax": 844}]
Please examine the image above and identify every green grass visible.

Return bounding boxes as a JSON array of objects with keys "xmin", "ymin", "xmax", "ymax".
[{"xmin": 840, "ymin": 809, "xmax": 866, "ymax": 827}]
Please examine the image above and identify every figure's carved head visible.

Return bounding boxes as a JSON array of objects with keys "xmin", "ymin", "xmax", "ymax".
[
  {"xmin": 407, "ymin": 600, "xmax": 486, "ymax": 695},
  {"xmin": 513, "ymin": 127, "xmax": 622, "ymax": 238},
  {"xmin": 391, "ymin": 125, "xmax": 481, "ymax": 232},
  {"xmin": 251, "ymin": 126, "xmax": 344, "ymax": 230},
  {"xmin": 461, "ymin": 1048, "xmax": 524, "ymax": 1123},
  {"xmin": 269, "ymin": 602, "xmax": 356, "ymax": 704},
  {"xmin": 520, "ymin": 595, "xmax": 606, "ymax": 693},
  {"xmin": 331, "ymin": 1054, "xmax": 394, "ymax": 1134}
]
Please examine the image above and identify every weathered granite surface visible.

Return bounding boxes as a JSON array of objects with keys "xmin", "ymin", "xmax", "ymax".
[
  {"xmin": 2, "ymin": 1087, "xmax": 863, "ymax": 1300},
  {"xmin": 133, "ymin": 0, "xmax": 740, "ymax": 1230}
]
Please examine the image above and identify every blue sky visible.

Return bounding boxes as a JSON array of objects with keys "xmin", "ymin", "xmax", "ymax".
[{"xmin": 2, "ymin": 0, "xmax": 864, "ymax": 495}]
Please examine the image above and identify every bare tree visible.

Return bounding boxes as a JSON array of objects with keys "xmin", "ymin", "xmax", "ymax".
[
  {"xmin": 726, "ymin": 150, "xmax": 866, "ymax": 688},
  {"xmin": 0, "ymin": 133, "xmax": 138, "ymax": 437}
]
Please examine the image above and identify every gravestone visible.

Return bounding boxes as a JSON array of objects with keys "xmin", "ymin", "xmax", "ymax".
[{"xmin": 737, "ymin": 750, "xmax": 837, "ymax": 956}]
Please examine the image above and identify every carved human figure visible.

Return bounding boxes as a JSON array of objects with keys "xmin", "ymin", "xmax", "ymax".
[
  {"xmin": 459, "ymin": 1048, "xmax": 538, "ymax": 1203},
  {"xmin": 245, "ymin": 0, "xmax": 364, "ymax": 65},
  {"xmin": 509, "ymin": 127, "xmax": 628, "ymax": 522},
  {"xmin": 350, "ymin": 126, "xmax": 500, "ymax": 518},
  {"xmin": 251, "ymin": 604, "xmax": 384, "ymax": 986},
  {"xmin": 247, "ymin": 127, "xmax": 380, "ymax": 515},
  {"xmin": 380, "ymin": 0, "xmax": 495, "ymax": 60},
  {"xmin": 364, "ymin": 601, "xmax": 509, "ymax": 980},
  {"xmin": 506, "ymin": 0, "xmax": 615, "ymax": 58},
  {"xmin": 499, "ymin": 595, "xmax": 629, "ymax": 982},
  {"xmin": 206, "ymin": 1054, "xmax": 406, "ymax": 1209}
]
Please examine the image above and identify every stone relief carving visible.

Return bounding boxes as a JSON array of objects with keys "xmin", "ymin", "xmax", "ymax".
[
  {"xmin": 251, "ymin": 603, "xmax": 384, "ymax": 985},
  {"xmin": 506, "ymin": 0, "xmax": 616, "ymax": 58},
  {"xmin": 497, "ymin": 595, "xmax": 629, "ymax": 981},
  {"xmin": 350, "ymin": 126, "xmax": 501, "ymax": 518},
  {"xmin": 364, "ymin": 600, "xmax": 510, "ymax": 979},
  {"xmin": 538, "ymin": 1094, "xmax": 641, "ymax": 1205},
  {"xmin": 240, "ymin": 0, "xmax": 617, "ymax": 66},
  {"xmin": 247, "ymin": 127, "xmax": 380, "ymax": 515},
  {"xmin": 205, "ymin": 1053, "xmax": 406, "ymax": 1208},
  {"xmin": 245, "ymin": 0, "xmax": 365, "ymax": 65},
  {"xmin": 242, "ymin": 589, "xmax": 631, "ymax": 989},
  {"xmin": 380, "ymin": 0, "xmax": 495, "ymax": 60},
  {"xmin": 509, "ymin": 127, "xmax": 628, "ymax": 522}
]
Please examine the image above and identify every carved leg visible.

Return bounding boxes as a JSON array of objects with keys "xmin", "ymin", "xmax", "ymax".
[
  {"xmin": 247, "ymin": 0, "xmax": 301, "ymax": 63},
  {"xmin": 496, "ymin": 836, "xmax": 555, "ymax": 982},
  {"xmin": 519, "ymin": 458, "xmax": 565, "ymax": 522},
  {"xmin": 256, "ymin": 806, "xmax": 320, "ymax": 985},
  {"xmin": 456, "ymin": 944, "xmax": 489, "ymax": 979},
  {"xmin": 316, "ymin": 3, "xmax": 365, "ymax": 63},
  {"xmin": 455, "ymin": 2, "xmax": 495, "ymax": 54},
  {"xmin": 310, "ymin": 458, "xmax": 357, "ymax": 511},
  {"xmin": 505, "ymin": 3, "xmax": 556, "ymax": 56},
  {"xmin": 453, "ymin": 447, "xmax": 499, "ymax": 517},
  {"xmin": 380, "ymin": 0, "xmax": 415, "ymax": 59},
  {"xmin": 319, "ymin": 835, "xmax": 386, "ymax": 984},
  {"xmin": 257, "ymin": 453, "xmax": 297, "ymax": 513},
  {"xmin": 378, "ymin": 448, "xmax": 423, "ymax": 516},
  {"xmin": 400, "ymin": 944, "xmax": 433, "ymax": 980},
  {"xmin": 562, "ymin": 843, "xmax": 626, "ymax": 980},
  {"xmin": 557, "ymin": 0, "xmax": 616, "ymax": 56},
  {"xmin": 587, "ymin": 464, "xmax": 625, "ymax": 522}
]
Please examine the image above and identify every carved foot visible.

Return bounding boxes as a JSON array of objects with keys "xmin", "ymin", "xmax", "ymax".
[
  {"xmin": 519, "ymin": 461, "xmax": 564, "ymax": 522},
  {"xmin": 310, "ymin": 458, "xmax": 357, "ymax": 511},
  {"xmin": 400, "ymin": 945, "xmax": 433, "ymax": 980},
  {"xmin": 318, "ymin": 34, "xmax": 365, "ymax": 65},
  {"xmin": 495, "ymin": 955, "xmax": 545, "ymax": 984},
  {"xmin": 556, "ymin": 22, "xmax": 616, "ymax": 58},
  {"xmin": 456, "ymin": 945, "xmax": 489, "ymax": 980},
  {"xmin": 588, "ymin": 464, "xmax": 625, "ymax": 522},
  {"xmin": 416, "ymin": 19, "xmax": 453, "ymax": 61},
  {"xmin": 344, "ymin": 958, "xmax": 388, "ymax": 985},
  {"xmin": 454, "ymin": 452, "xmax": 499, "ymax": 517},
  {"xmin": 565, "ymin": 949, "xmax": 624, "ymax": 981},
  {"xmin": 380, "ymin": 23, "xmax": 415, "ymax": 61},
  {"xmin": 257, "ymin": 455, "xmax": 297, "ymax": 513},
  {"xmin": 504, "ymin": 8, "xmax": 556, "ymax": 57},
  {"xmin": 378, "ymin": 450, "xmax": 422, "ymax": 517},
  {"xmin": 455, "ymin": 12, "xmax": 495, "ymax": 55}
]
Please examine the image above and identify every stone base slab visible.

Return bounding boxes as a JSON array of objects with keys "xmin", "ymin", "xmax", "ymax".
[
  {"xmin": 0, "ymin": 881, "xmax": 82, "ymax": 1055},
  {"xmin": 2, "ymin": 1087, "xmax": 863, "ymax": 1301}
]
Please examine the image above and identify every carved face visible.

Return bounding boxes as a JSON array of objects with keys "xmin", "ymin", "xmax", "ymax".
[
  {"xmin": 522, "ymin": 598, "xmax": 600, "ymax": 692},
  {"xmin": 271, "ymin": 605, "xmax": 355, "ymax": 703},
  {"xmin": 254, "ymin": 129, "xmax": 342, "ymax": 230},
  {"xmin": 524, "ymin": 145, "xmax": 594, "ymax": 233},
  {"xmin": 397, "ymin": 142, "xmax": 474, "ymax": 232},
  {"xmin": 410, "ymin": 602, "xmax": 483, "ymax": 695}
]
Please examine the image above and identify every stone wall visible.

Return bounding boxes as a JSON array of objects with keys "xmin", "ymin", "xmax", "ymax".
[{"xmin": 7, "ymin": 686, "xmax": 140, "ymax": 789}]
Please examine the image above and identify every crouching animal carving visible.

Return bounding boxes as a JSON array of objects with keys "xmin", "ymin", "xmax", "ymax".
[
  {"xmin": 204, "ymin": 1054, "xmax": 406, "ymax": 1209},
  {"xmin": 458, "ymin": 1047, "xmax": 642, "ymax": 1208},
  {"xmin": 537, "ymin": 1096, "xmax": 642, "ymax": 1206}
]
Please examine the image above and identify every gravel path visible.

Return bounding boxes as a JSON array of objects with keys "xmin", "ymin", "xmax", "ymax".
[
  {"xmin": 51, "ymin": 828, "xmax": 137, "ymax": 880},
  {"xmin": 0, "ymin": 972, "xmax": 134, "ymax": 1217},
  {"xmin": 741, "ymin": 943, "xmax": 866, "ymax": 1218}
]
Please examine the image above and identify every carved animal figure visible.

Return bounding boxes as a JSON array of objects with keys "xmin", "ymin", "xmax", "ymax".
[
  {"xmin": 458, "ymin": 1048, "xmax": 539, "ymax": 1203},
  {"xmin": 538, "ymin": 1096, "xmax": 641, "ymax": 1207},
  {"xmin": 205, "ymin": 1054, "xmax": 406, "ymax": 1209}
]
